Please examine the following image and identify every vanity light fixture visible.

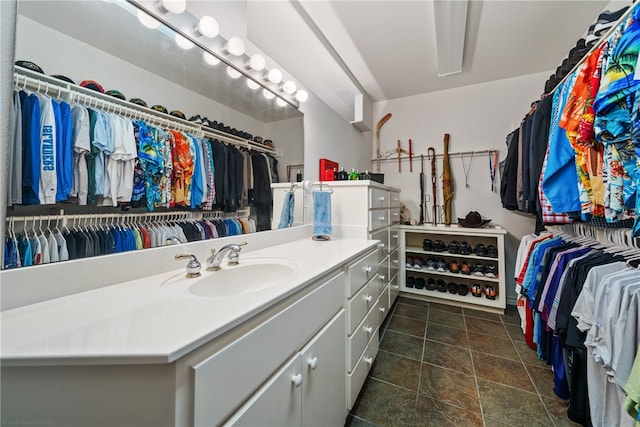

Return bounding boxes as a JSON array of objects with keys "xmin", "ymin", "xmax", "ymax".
[
  {"xmin": 247, "ymin": 79, "xmax": 260, "ymax": 90},
  {"xmin": 159, "ymin": 0, "xmax": 186, "ymax": 15},
  {"xmin": 137, "ymin": 9, "xmax": 160, "ymax": 29},
  {"xmin": 276, "ymin": 97, "xmax": 287, "ymax": 107},
  {"xmin": 282, "ymin": 80, "xmax": 296, "ymax": 95},
  {"xmin": 175, "ymin": 32, "xmax": 194, "ymax": 50},
  {"xmin": 247, "ymin": 54, "xmax": 266, "ymax": 72},
  {"xmin": 224, "ymin": 37, "xmax": 246, "ymax": 56},
  {"xmin": 226, "ymin": 67, "xmax": 242, "ymax": 79},
  {"xmin": 263, "ymin": 88, "xmax": 275, "ymax": 100},
  {"xmin": 194, "ymin": 15, "xmax": 219, "ymax": 38},
  {"xmin": 266, "ymin": 68, "xmax": 283, "ymax": 84},
  {"xmin": 203, "ymin": 51, "xmax": 220, "ymax": 66},
  {"xmin": 295, "ymin": 90, "xmax": 309, "ymax": 103}
]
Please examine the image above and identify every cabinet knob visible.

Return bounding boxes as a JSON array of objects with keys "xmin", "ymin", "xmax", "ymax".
[
  {"xmin": 292, "ymin": 373, "xmax": 303, "ymax": 387},
  {"xmin": 363, "ymin": 265, "xmax": 372, "ymax": 273},
  {"xmin": 364, "ymin": 356, "xmax": 373, "ymax": 366},
  {"xmin": 378, "ymin": 196, "xmax": 386, "ymax": 202},
  {"xmin": 378, "ymin": 216, "xmax": 386, "ymax": 221},
  {"xmin": 393, "ymin": 212, "xmax": 399, "ymax": 217},
  {"xmin": 378, "ymin": 242, "xmax": 385, "ymax": 249},
  {"xmin": 308, "ymin": 357, "xmax": 319, "ymax": 370},
  {"xmin": 364, "ymin": 295, "xmax": 373, "ymax": 303},
  {"xmin": 379, "ymin": 275, "xmax": 386, "ymax": 282},
  {"xmin": 392, "ymin": 234, "xmax": 398, "ymax": 239},
  {"xmin": 379, "ymin": 306, "xmax": 386, "ymax": 313},
  {"xmin": 364, "ymin": 325, "xmax": 373, "ymax": 334},
  {"xmin": 392, "ymin": 259, "xmax": 399, "ymax": 264}
]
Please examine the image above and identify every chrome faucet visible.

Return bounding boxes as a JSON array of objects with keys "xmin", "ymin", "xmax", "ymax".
[
  {"xmin": 206, "ymin": 242, "xmax": 247, "ymax": 271},
  {"xmin": 175, "ymin": 254, "xmax": 201, "ymax": 278}
]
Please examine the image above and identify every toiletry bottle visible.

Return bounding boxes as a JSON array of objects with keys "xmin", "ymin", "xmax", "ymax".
[
  {"xmin": 333, "ymin": 168, "xmax": 338, "ymax": 180},
  {"xmin": 296, "ymin": 169, "xmax": 302, "ymax": 182},
  {"xmin": 338, "ymin": 167, "xmax": 348, "ymax": 181},
  {"xmin": 349, "ymin": 168, "xmax": 359, "ymax": 180},
  {"xmin": 362, "ymin": 170, "xmax": 371, "ymax": 180}
]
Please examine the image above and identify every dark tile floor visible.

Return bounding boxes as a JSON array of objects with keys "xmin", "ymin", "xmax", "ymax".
[{"xmin": 347, "ymin": 297, "xmax": 580, "ymax": 427}]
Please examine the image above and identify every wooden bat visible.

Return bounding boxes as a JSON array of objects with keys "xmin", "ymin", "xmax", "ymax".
[{"xmin": 375, "ymin": 113, "xmax": 392, "ymax": 172}]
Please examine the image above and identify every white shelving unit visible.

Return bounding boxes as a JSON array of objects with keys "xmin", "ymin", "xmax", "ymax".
[{"xmin": 398, "ymin": 224, "xmax": 507, "ymax": 313}]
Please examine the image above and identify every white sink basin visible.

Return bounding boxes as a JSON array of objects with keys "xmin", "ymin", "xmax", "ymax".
[{"xmin": 187, "ymin": 257, "xmax": 303, "ymax": 298}]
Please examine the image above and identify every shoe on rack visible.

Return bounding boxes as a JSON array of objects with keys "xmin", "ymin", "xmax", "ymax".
[
  {"xmin": 433, "ymin": 240, "xmax": 447, "ymax": 252},
  {"xmin": 436, "ymin": 257, "xmax": 447, "ymax": 272},
  {"xmin": 459, "ymin": 241, "xmax": 472, "ymax": 255},
  {"xmin": 436, "ymin": 279, "xmax": 448, "ymax": 293},
  {"xmin": 484, "ymin": 264, "xmax": 497, "ymax": 278},
  {"xmin": 470, "ymin": 283, "xmax": 482, "ymax": 297},
  {"xmin": 447, "ymin": 282, "xmax": 458, "ymax": 294},
  {"xmin": 413, "ymin": 257, "xmax": 424, "ymax": 269},
  {"xmin": 406, "ymin": 276, "xmax": 415, "ymax": 288},
  {"xmin": 426, "ymin": 277, "xmax": 437, "ymax": 290},
  {"xmin": 472, "ymin": 263, "xmax": 485, "ymax": 277},
  {"xmin": 406, "ymin": 256, "xmax": 415, "ymax": 268},
  {"xmin": 448, "ymin": 240, "xmax": 460, "ymax": 254},
  {"xmin": 415, "ymin": 277, "xmax": 426, "ymax": 290},
  {"xmin": 426, "ymin": 257, "xmax": 437, "ymax": 271},
  {"xmin": 487, "ymin": 245, "xmax": 498, "ymax": 258},
  {"xmin": 474, "ymin": 244, "xmax": 488, "ymax": 257},
  {"xmin": 449, "ymin": 260, "xmax": 460, "ymax": 274},
  {"xmin": 461, "ymin": 261, "xmax": 472, "ymax": 275},
  {"xmin": 457, "ymin": 284, "xmax": 469, "ymax": 296},
  {"xmin": 484, "ymin": 285, "xmax": 497, "ymax": 300},
  {"xmin": 423, "ymin": 239, "xmax": 434, "ymax": 251}
]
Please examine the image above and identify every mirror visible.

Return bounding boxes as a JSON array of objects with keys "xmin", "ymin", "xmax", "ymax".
[{"xmin": 12, "ymin": 0, "xmax": 304, "ymax": 222}]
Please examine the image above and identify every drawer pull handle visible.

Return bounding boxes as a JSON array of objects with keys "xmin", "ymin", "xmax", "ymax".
[
  {"xmin": 378, "ymin": 196, "xmax": 385, "ymax": 201},
  {"xmin": 379, "ymin": 275, "xmax": 386, "ymax": 281},
  {"xmin": 392, "ymin": 234, "xmax": 398, "ymax": 239},
  {"xmin": 392, "ymin": 259, "xmax": 399, "ymax": 264},
  {"xmin": 363, "ymin": 265, "xmax": 372, "ymax": 273},
  {"xmin": 308, "ymin": 357, "xmax": 319, "ymax": 370},
  {"xmin": 378, "ymin": 216, "xmax": 386, "ymax": 221},
  {"xmin": 364, "ymin": 356, "xmax": 373, "ymax": 366},
  {"xmin": 292, "ymin": 373, "xmax": 303, "ymax": 387},
  {"xmin": 380, "ymin": 307, "xmax": 386, "ymax": 313},
  {"xmin": 378, "ymin": 242, "xmax": 385, "ymax": 248},
  {"xmin": 364, "ymin": 326, "xmax": 373, "ymax": 334},
  {"xmin": 364, "ymin": 295, "xmax": 373, "ymax": 303},
  {"xmin": 393, "ymin": 212, "xmax": 399, "ymax": 217}
]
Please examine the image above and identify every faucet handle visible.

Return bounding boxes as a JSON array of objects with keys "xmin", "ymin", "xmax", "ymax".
[{"xmin": 175, "ymin": 254, "xmax": 201, "ymax": 278}]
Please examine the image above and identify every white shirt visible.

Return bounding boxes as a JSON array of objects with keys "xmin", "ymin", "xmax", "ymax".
[{"xmin": 38, "ymin": 95, "xmax": 57, "ymax": 205}]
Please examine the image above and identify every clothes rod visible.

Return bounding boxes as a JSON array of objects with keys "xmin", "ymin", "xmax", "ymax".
[{"xmin": 373, "ymin": 149, "xmax": 497, "ymax": 162}]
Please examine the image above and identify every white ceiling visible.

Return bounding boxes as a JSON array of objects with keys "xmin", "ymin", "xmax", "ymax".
[{"xmin": 238, "ymin": 0, "xmax": 629, "ymax": 122}]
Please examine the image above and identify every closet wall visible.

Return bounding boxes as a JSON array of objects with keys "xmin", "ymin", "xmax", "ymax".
[{"xmin": 373, "ymin": 70, "xmax": 551, "ymax": 304}]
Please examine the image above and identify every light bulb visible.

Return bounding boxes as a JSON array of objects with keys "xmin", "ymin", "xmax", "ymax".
[
  {"xmin": 160, "ymin": 0, "xmax": 186, "ymax": 14},
  {"xmin": 175, "ymin": 33, "xmax": 194, "ymax": 50},
  {"xmin": 137, "ymin": 9, "xmax": 160, "ymax": 29},
  {"xmin": 194, "ymin": 16, "xmax": 219, "ymax": 38},
  {"xmin": 248, "ymin": 54, "xmax": 266, "ymax": 71},
  {"xmin": 224, "ymin": 37, "xmax": 245, "ymax": 56},
  {"xmin": 282, "ymin": 80, "xmax": 296, "ymax": 95},
  {"xmin": 276, "ymin": 98, "xmax": 287, "ymax": 107},
  {"xmin": 247, "ymin": 79, "xmax": 260, "ymax": 90},
  {"xmin": 295, "ymin": 90, "xmax": 309, "ymax": 103},
  {"xmin": 266, "ymin": 68, "xmax": 283, "ymax": 84},
  {"xmin": 203, "ymin": 51, "xmax": 220, "ymax": 66},
  {"xmin": 263, "ymin": 89, "xmax": 275, "ymax": 100},
  {"xmin": 226, "ymin": 67, "xmax": 241, "ymax": 79}
]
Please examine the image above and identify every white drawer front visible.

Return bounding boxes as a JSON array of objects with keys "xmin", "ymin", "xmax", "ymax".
[
  {"xmin": 388, "ymin": 248, "xmax": 399, "ymax": 282},
  {"xmin": 389, "ymin": 208, "xmax": 400, "ymax": 225},
  {"xmin": 376, "ymin": 260, "xmax": 388, "ymax": 296},
  {"xmin": 369, "ymin": 188, "xmax": 388, "ymax": 209},
  {"xmin": 193, "ymin": 272, "xmax": 344, "ymax": 426},
  {"xmin": 346, "ymin": 250, "xmax": 379, "ymax": 297},
  {"xmin": 379, "ymin": 285, "xmax": 390, "ymax": 325},
  {"xmin": 389, "ymin": 273, "xmax": 400, "ymax": 306},
  {"xmin": 389, "ymin": 191, "xmax": 401, "ymax": 208},
  {"xmin": 370, "ymin": 229, "xmax": 389, "ymax": 263},
  {"xmin": 369, "ymin": 209, "xmax": 389, "ymax": 231},
  {"xmin": 347, "ymin": 277, "xmax": 379, "ymax": 335},
  {"xmin": 347, "ymin": 329, "xmax": 379, "ymax": 410},
  {"xmin": 389, "ymin": 227, "xmax": 399, "ymax": 251},
  {"xmin": 347, "ymin": 303, "xmax": 380, "ymax": 372}
]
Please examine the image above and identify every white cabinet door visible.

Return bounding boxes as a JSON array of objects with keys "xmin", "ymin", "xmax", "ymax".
[
  {"xmin": 225, "ymin": 353, "xmax": 303, "ymax": 427},
  {"xmin": 301, "ymin": 310, "xmax": 347, "ymax": 426}
]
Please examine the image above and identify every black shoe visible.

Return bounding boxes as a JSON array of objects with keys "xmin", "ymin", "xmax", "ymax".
[
  {"xmin": 406, "ymin": 276, "xmax": 415, "ymax": 288},
  {"xmin": 426, "ymin": 278, "xmax": 437, "ymax": 290},
  {"xmin": 433, "ymin": 240, "xmax": 446, "ymax": 252},
  {"xmin": 436, "ymin": 279, "xmax": 448, "ymax": 292},
  {"xmin": 447, "ymin": 282, "xmax": 458, "ymax": 294},
  {"xmin": 484, "ymin": 264, "xmax": 497, "ymax": 278},
  {"xmin": 459, "ymin": 241, "xmax": 472, "ymax": 255},
  {"xmin": 448, "ymin": 240, "xmax": 460, "ymax": 254},
  {"xmin": 415, "ymin": 278, "xmax": 426, "ymax": 290},
  {"xmin": 472, "ymin": 263, "xmax": 485, "ymax": 277},
  {"xmin": 457, "ymin": 284, "xmax": 469, "ymax": 296},
  {"xmin": 487, "ymin": 245, "xmax": 498, "ymax": 258},
  {"xmin": 423, "ymin": 239, "xmax": 434, "ymax": 251},
  {"xmin": 474, "ymin": 244, "xmax": 488, "ymax": 257}
]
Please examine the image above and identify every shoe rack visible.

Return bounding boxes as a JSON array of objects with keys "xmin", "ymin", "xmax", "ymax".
[{"xmin": 398, "ymin": 224, "xmax": 507, "ymax": 313}]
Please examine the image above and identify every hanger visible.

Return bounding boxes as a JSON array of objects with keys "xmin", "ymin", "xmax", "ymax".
[{"xmin": 311, "ymin": 182, "xmax": 333, "ymax": 193}]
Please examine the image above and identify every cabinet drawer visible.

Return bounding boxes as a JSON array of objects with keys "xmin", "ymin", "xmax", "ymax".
[
  {"xmin": 369, "ymin": 188, "xmax": 388, "ymax": 208},
  {"xmin": 389, "ymin": 272, "xmax": 399, "ymax": 306},
  {"xmin": 376, "ymin": 260, "xmax": 388, "ymax": 296},
  {"xmin": 379, "ymin": 285, "xmax": 390, "ymax": 325},
  {"xmin": 347, "ymin": 303, "xmax": 379, "ymax": 372},
  {"xmin": 389, "ymin": 227, "xmax": 399, "ymax": 251},
  {"xmin": 388, "ymin": 248, "xmax": 399, "ymax": 283},
  {"xmin": 369, "ymin": 209, "xmax": 389, "ymax": 231},
  {"xmin": 389, "ymin": 208, "xmax": 400, "ymax": 225},
  {"xmin": 347, "ymin": 329, "xmax": 379, "ymax": 410},
  {"xmin": 346, "ymin": 250, "xmax": 378, "ymax": 297},
  {"xmin": 389, "ymin": 191, "xmax": 401, "ymax": 208},
  {"xmin": 193, "ymin": 272, "xmax": 345, "ymax": 426},
  {"xmin": 370, "ymin": 229, "xmax": 389, "ymax": 263},
  {"xmin": 347, "ymin": 277, "xmax": 379, "ymax": 335}
]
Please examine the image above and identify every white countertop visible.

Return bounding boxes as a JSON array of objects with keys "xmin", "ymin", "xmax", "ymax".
[{"xmin": 1, "ymin": 238, "xmax": 377, "ymax": 367}]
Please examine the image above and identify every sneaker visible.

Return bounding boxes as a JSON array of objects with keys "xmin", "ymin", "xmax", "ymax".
[
  {"xmin": 436, "ymin": 279, "xmax": 448, "ymax": 292},
  {"xmin": 436, "ymin": 257, "xmax": 447, "ymax": 272},
  {"xmin": 413, "ymin": 257, "xmax": 424, "ymax": 269},
  {"xmin": 406, "ymin": 276, "xmax": 415, "ymax": 288},
  {"xmin": 433, "ymin": 240, "xmax": 446, "ymax": 252},
  {"xmin": 474, "ymin": 244, "xmax": 488, "ymax": 257},
  {"xmin": 484, "ymin": 264, "xmax": 497, "ymax": 278},
  {"xmin": 472, "ymin": 263, "xmax": 485, "ymax": 277},
  {"xmin": 457, "ymin": 284, "xmax": 469, "ymax": 296},
  {"xmin": 459, "ymin": 241, "xmax": 472, "ymax": 255},
  {"xmin": 426, "ymin": 257, "xmax": 437, "ymax": 271},
  {"xmin": 423, "ymin": 239, "xmax": 434, "ymax": 251},
  {"xmin": 487, "ymin": 245, "xmax": 498, "ymax": 258},
  {"xmin": 470, "ymin": 283, "xmax": 482, "ymax": 297},
  {"xmin": 447, "ymin": 240, "xmax": 460, "ymax": 254},
  {"xmin": 447, "ymin": 282, "xmax": 458, "ymax": 294},
  {"xmin": 426, "ymin": 278, "xmax": 437, "ymax": 290},
  {"xmin": 406, "ymin": 256, "xmax": 415, "ymax": 268},
  {"xmin": 461, "ymin": 261, "xmax": 472, "ymax": 275},
  {"xmin": 415, "ymin": 277, "xmax": 426, "ymax": 290},
  {"xmin": 449, "ymin": 260, "xmax": 460, "ymax": 274},
  {"xmin": 484, "ymin": 285, "xmax": 497, "ymax": 300}
]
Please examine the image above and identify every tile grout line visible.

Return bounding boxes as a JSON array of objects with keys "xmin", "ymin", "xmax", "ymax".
[
  {"xmin": 463, "ymin": 309, "xmax": 488, "ymax": 427},
  {"xmin": 412, "ymin": 305, "xmax": 429, "ymax": 426}
]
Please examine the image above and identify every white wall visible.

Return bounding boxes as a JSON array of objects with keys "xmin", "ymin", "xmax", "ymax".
[{"xmin": 374, "ymin": 71, "xmax": 549, "ymax": 303}]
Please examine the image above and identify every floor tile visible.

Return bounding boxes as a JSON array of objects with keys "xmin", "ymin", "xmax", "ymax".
[
  {"xmin": 541, "ymin": 396, "xmax": 582, "ymax": 427},
  {"xmin": 513, "ymin": 341, "xmax": 544, "ymax": 366},
  {"xmin": 526, "ymin": 363, "xmax": 557, "ymax": 398},
  {"xmin": 463, "ymin": 307, "xmax": 502, "ymax": 322},
  {"xmin": 422, "ymin": 339, "xmax": 473, "ymax": 374},
  {"xmin": 504, "ymin": 323, "xmax": 525, "ymax": 342},
  {"xmin": 397, "ymin": 296, "xmax": 429, "ymax": 308},
  {"xmin": 394, "ymin": 303, "xmax": 429, "ymax": 321},
  {"xmin": 478, "ymin": 378, "xmax": 553, "ymax": 427},
  {"xmin": 428, "ymin": 302, "xmax": 462, "ymax": 314},
  {"xmin": 387, "ymin": 314, "xmax": 426, "ymax": 338},
  {"xmin": 472, "ymin": 352, "xmax": 535, "ymax": 392},
  {"xmin": 425, "ymin": 323, "xmax": 469, "ymax": 348},
  {"xmin": 501, "ymin": 307, "xmax": 521, "ymax": 326},
  {"xmin": 428, "ymin": 309, "xmax": 465, "ymax": 329},
  {"xmin": 467, "ymin": 331, "xmax": 520, "ymax": 361},
  {"xmin": 379, "ymin": 330, "xmax": 424, "ymax": 361},
  {"xmin": 370, "ymin": 350, "xmax": 422, "ymax": 391},
  {"xmin": 419, "ymin": 363, "xmax": 480, "ymax": 413},
  {"xmin": 465, "ymin": 317, "xmax": 509, "ymax": 339},
  {"xmin": 414, "ymin": 395, "xmax": 483, "ymax": 426},
  {"xmin": 351, "ymin": 378, "xmax": 416, "ymax": 426},
  {"xmin": 483, "ymin": 418, "xmax": 517, "ymax": 427},
  {"xmin": 345, "ymin": 414, "xmax": 377, "ymax": 426}
]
